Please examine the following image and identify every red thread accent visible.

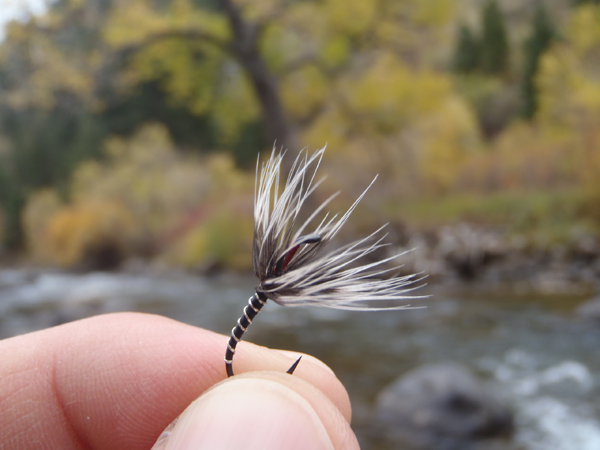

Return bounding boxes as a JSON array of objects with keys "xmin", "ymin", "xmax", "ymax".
[{"xmin": 282, "ymin": 245, "xmax": 300, "ymax": 271}]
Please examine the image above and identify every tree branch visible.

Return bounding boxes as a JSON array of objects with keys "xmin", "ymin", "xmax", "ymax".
[
  {"xmin": 111, "ymin": 29, "xmax": 231, "ymax": 59},
  {"xmin": 95, "ymin": 29, "xmax": 231, "ymax": 107}
]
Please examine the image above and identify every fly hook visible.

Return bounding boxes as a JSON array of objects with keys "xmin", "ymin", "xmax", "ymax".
[{"xmin": 224, "ymin": 147, "xmax": 422, "ymax": 378}]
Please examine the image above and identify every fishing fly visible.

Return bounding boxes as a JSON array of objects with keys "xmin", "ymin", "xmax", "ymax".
[{"xmin": 225, "ymin": 147, "xmax": 422, "ymax": 377}]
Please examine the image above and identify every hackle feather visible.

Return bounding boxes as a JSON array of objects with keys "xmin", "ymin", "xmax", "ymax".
[{"xmin": 253, "ymin": 146, "xmax": 423, "ymax": 310}]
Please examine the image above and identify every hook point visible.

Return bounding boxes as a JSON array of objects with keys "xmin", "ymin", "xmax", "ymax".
[{"xmin": 286, "ymin": 356, "xmax": 302, "ymax": 374}]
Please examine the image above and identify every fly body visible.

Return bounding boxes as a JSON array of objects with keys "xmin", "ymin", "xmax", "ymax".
[{"xmin": 225, "ymin": 147, "xmax": 423, "ymax": 377}]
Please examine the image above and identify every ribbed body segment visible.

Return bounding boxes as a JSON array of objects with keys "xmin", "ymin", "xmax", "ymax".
[{"xmin": 225, "ymin": 292, "xmax": 267, "ymax": 377}]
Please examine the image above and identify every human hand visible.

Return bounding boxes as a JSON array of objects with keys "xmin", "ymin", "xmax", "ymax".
[{"xmin": 0, "ymin": 313, "xmax": 359, "ymax": 450}]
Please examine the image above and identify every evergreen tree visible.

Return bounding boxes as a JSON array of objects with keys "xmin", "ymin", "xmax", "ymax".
[
  {"xmin": 480, "ymin": 0, "xmax": 509, "ymax": 75},
  {"xmin": 522, "ymin": 4, "xmax": 555, "ymax": 119},
  {"xmin": 453, "ymin": 24, "xmax": 479, "ymax": 73}
]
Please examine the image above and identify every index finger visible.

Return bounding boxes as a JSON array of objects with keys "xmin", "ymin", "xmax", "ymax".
[{"xmin": 0, "ymin": 312, "xmax": 351, "ymax": 450}]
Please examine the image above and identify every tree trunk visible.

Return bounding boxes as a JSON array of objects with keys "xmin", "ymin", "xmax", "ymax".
[{"xmin": 220, "ymin": 0, "xmax": 296, "ymax": 152}]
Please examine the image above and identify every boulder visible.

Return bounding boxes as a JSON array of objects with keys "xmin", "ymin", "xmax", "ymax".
[
  {"xmin": 575, "ymin": 295, "xmax": 600, "ymax": 323},
  {"xmin": 375, "ymin": 362, "xmax": 513, "ymax": 449}
]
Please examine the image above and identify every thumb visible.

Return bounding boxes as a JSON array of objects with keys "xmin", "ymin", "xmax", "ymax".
[{"xmin": 152, "ymin": 372, "xmax": 360, "ymax": 450}]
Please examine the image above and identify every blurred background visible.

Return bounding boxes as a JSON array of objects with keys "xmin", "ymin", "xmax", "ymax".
[{"xmin": 0, "ymin": 0, "xmax": 599, "ymax": 449}]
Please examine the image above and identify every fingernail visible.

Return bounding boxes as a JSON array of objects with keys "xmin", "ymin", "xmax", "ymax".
[{"xmin": 156, "ymin": 378, "xmax": 334, "ymax": 450}]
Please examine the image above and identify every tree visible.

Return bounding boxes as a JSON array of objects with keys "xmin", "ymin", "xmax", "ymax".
[
  {"xmin": 536, "ymin": 4, "xmax": 600, "ymax": 223},
  {"xmin": 101, "ymin": 0, "xmax": 462, "ymax": 153},
  {"xmin": 521, "ymin": 4, "xmax": 555, "ymax": 119},
  {"xmin": 452, "ymin": 24, "xmax": 479, "ymax": 73},
  {"xmin": 85, "ymin": 0, "xmax": 472, "ymax": 197},
  {"xmin": 101, "ymin": 0, "xmax": 293, "ymax": 150},
  {"xmin": 480, "ymin": 0, "xmax": 509, "ymax": 75},
  {"xmin": 0, "ymin": 0, "xmax": 467, "ymax": 248}
]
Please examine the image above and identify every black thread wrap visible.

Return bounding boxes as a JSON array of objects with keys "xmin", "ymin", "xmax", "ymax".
[{"xmin": 225, "ymin": 292, "xmax": 267, "ymax": 377}]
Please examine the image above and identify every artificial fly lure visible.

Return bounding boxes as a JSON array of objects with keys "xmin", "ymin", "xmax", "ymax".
[{"xmin": 225, "ymin": 147, "xmax": 422, "ymax": 377}]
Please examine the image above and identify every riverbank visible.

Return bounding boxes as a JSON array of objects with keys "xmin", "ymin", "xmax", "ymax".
[
  {"xmin": 393, "ymin": 222, "xmax": 600, "ymax": 296},
  {"xmin": 2, "ymin": 218, "xmax": 599, "ymax": 299}
]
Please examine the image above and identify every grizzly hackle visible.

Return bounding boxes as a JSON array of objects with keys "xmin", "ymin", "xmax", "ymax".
[{"xmin": 225, "ymin": 147, "xmax": 423, "ymax": 377}]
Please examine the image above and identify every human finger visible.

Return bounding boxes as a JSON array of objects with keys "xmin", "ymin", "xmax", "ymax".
[
  {"xmin": 153, "ymin": 372, "xmax": 360, "ymax": 450},
  {"xmin": 0, "ymin": 312, "xmax": 351, "ymax": 449}
]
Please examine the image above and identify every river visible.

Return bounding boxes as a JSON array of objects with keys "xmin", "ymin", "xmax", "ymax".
[{"xmin": 0, "ymin": 269, "xmax": 598, "ymax": 450}]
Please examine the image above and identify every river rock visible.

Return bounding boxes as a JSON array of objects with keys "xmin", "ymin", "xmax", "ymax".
[
  {"xmin": 575, "ymin": 295, "xmax": 600, "ymax": 323},
  {"xmin": 374, "ymin": 362, "xmax": 513, "ymax": 449}
]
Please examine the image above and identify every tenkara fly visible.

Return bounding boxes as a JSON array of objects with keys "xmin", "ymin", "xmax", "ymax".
[{"xmin": 225, "ymin": 147, "xmax": 423, "ymax": 377}]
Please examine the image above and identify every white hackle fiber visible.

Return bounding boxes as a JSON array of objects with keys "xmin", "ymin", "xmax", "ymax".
[{"xmin": 253, "ymin": 146, "xmax": 424, "ymax": 311}]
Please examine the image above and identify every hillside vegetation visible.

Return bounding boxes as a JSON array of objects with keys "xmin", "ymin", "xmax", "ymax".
[{"xmin": 1, "ymin": 0, "xmax": 599, "ymax": 272}]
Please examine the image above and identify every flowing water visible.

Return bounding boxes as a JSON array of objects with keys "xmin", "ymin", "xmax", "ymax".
[{"xmin": 1, "ymin": 269, "xmax": 599, "ymax": 450}]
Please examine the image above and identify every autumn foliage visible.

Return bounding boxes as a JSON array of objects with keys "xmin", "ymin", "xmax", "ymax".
[
  {"xmin": 22, "ymin": 125, "xmax": 255, "ymax": 269},
  {"xmin": 0, "ymin": 0, "xmax": 599, "ymax": 269}
]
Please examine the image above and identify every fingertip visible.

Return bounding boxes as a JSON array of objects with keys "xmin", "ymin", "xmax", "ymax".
[
  {"xmin": 154, "ymin": 373, "xmax": 359, "ymax": 450},
  {"xmin": 232, "ymin": 344, "xmax": 352, "ymax": 424},
  {"xmin": 272, "ymin": 350, "xmax": 353, "ymax": 423}
]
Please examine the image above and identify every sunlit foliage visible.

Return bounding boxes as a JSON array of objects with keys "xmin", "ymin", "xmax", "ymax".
[
  {"xmin": 23, "ymin": 124, "xmax": 254, "ymax": 268},
  {"xmin": 44, "ymin": 200, "xmax": 137, "ymax": 269},
  {"xmin": 22, "ymin": 189, "xmax": 62, "ymax": 262},
  {"xmin": 168, "ymin": 211, "xmax": 254, "ymax": 271},
  {"xmin": 3, "ymin": 0, "xmax": 600, "ymax": 267},
  {"xmin": 535, "ymin": 4, "xmax": 600, "ymax": 222}
]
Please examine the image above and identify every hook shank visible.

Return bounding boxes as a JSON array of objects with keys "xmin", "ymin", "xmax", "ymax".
[
  {"xmin": 224, "ymin": 291, "xmax": 304, "ymax": 377},
  {"xmin": 225, "ymin": 292, "xmax": 267, "ymax": 377}
]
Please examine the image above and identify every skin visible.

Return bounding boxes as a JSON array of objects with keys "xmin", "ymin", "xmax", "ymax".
[{"xmin": 0, "ymin": 312, "xmax": 359, "ymax": 450}]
